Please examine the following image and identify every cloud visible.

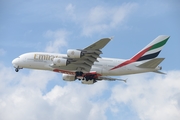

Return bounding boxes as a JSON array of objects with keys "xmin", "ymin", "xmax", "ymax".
[
  {"xmin": 0, "ymin": 48, "xmax": 6, "ymax": 56},
  {"xmin": 1, "ymin": 1, "xmax": 179, "ymax": 119},
  {"xmin": 43, "ymin": 82, "xmax": 108, "ymax": 120},
  {"xmin": 20, "ymin": 70, "xmax": 57, "ymax": 90},
  {"xmin": 109, "ymin": 71, "xmax": 180, "ymax": 120},
  {"xmin": 139, "ymin": 1, "xmax": 174, "ymax": 17},
  {"xmin": 1, "ymin": 60, "xmax": 180, "ymax": 120},
  {"xmin": 63, "ymin": 2, "xmax": 137, "ymax": 36},
  {"xmin": 44, "ymin": 30, "xmax": 68, "ymax": 53},
  {"xmin": 0, "ymin": 63, "xmax": 57, "ymax": 120},
  {"xmin": 65, "ymin": 3, "xmax": 76, "ymax": 20},
  {"xmin": 80, "ymin": 3, "xmax": 138, "ymax": 36},
  {"xmin": 0, "ymin": 62, "xmax": 109, "ymax": 120}
]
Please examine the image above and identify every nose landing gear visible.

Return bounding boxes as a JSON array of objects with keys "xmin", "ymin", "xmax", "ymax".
[
  {"xmin": 15, "ymin": 68, "xmax": 19, "ymax": 72},
  {"xmin": 14, "ymin": 66, "xmax": 21, "ymax": 72}
]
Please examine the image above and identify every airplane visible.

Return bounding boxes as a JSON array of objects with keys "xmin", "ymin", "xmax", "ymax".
[{"xmin": 12, "ymin": 35, "xmax": 170, "ymax": 84}]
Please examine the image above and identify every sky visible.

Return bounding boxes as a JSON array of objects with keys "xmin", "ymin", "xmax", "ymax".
[{"xmin": 0, "ymin": 0, "xmax": 180, "ymax": 120}]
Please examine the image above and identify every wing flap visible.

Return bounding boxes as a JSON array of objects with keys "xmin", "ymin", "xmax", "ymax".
[
  {"xmin": 153, "ymin": 70, "xmax": 166, "ymax": 74},
  {"xmin": 98, "ymin": 76, "xmax": 127, "ymax": 82}
]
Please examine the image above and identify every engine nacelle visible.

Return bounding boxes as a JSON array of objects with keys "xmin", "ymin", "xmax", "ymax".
[
  {"xmin": 62, "ymin": 74, "xmax": 76, "ymax": 81},
  {"xmin": 67, "ymin": 49, "xmax": 83, "ymax": 58},
  {"xmin": 53, "ymin": 58, "xmax": 68, "ymax": 66},
  {"xmin": 81, "ymin": 80, "xmax": 96, "ymax": 84}
]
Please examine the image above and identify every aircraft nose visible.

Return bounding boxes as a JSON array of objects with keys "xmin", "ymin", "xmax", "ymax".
[{"xmin": 12, "ymin": 58, "xmax": 19, "ymax": 67}]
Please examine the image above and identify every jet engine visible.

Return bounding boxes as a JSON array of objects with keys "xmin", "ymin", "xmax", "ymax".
[
  {"xmin": 62, "ymin": 74, "xmax": 76, "ymax": 81},
  {"xmin": 53, "ymin": 58, "xmax": 68, "ymax": 66},
  {"xmin": 67, "ymin": 49, "xmax": 83, "ymax": 58}
]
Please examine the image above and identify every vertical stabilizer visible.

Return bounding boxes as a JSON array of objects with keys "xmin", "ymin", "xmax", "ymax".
[
  {"xmin": 130, "ymin": 35, "xmax": 170, "ymax": 61},
  {"xmin": 110, "ymin": 35, "xmax": 170, "ymax": 70}
]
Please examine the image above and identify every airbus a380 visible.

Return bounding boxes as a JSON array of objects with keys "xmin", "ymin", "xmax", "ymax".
[{"xmin": 12, "ymin": 35, "xmax": 170, "ymax": 84}]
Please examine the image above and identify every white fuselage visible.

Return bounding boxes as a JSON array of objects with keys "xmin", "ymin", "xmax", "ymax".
[{"xmin": 12, "ymin": 52, "xmax": 159, "ymax": 76}]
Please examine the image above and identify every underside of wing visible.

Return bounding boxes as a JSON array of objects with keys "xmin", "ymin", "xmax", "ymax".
[
  {"xmin": 98, "ymin": 76, "xmax": 127, "ymax": 82},
  {"xmin": 78, "ymin": 72, "xmax": 127, "ymax": 84}
]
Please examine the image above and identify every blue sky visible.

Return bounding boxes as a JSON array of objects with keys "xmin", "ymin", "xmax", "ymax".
[{"xmin": 0, "ymin": 0, "xmax": 180, "ymax": 120}]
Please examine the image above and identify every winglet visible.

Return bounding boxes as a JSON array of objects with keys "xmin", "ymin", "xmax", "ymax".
[{"xmin": 110, "ymin": 36, "xmax": 114, "ymax": 40}]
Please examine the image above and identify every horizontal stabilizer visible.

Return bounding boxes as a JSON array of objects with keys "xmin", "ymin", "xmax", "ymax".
[{"xmin": 138, "ymin": 58, "xmax": 165, "ymax": 68}]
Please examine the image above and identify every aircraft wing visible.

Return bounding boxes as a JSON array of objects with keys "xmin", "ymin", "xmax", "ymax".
[
  {"xmin": 83, "ymin": 37, "xmax": 112, "ymax": 50},
  {"xmin": 51, "ymin": 38, "xmax": 112, "ymax": 72}
]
